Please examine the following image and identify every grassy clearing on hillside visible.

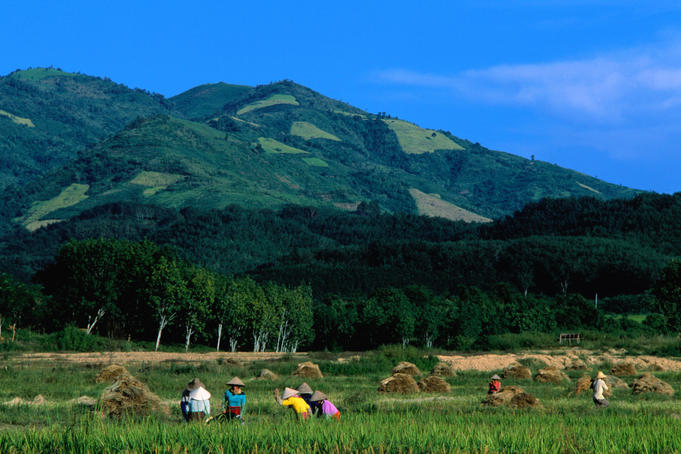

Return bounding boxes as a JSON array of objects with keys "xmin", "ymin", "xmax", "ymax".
[
  {"xmin": 409, "ymin": 188, "xmax": 492, "ymax": 223},
  {"xmin": 302, "ymin": 157, "xmax": 329, "ymax": 167},
  {"xmin": 577, "ymin": 182, "xmax": 602, "ymax": 194},
  {"xmin": 384, "ymin": 119, "xmax": 463, "ymax": 154},
  {"xmin": 18, "ymin": 184, "xmax": 89, "ymax": 231},
  {"xmin": 290, "ymin": 121, "xmax": 340, "ymax": 141},
  {"xmin": 9, "ymin": 68, "xmax": 77, "ymax": 82},
  {"xmin": 0, "ymin": 109, "xmax": 34, "ymax": 127},
  {"xmin": 257, "ymin": 137, "xmax": 308, "ymax": 155},
  {"xmin": 237, "ymin": 94, "xmax": 299, "ymax": 115},
  {"xmin": 130, "ymin": 171, "xmax": 186, "ymax": 187},
  {"xmin": 0, "ymin": 352, "xmax": 680, "ymax": 453}
]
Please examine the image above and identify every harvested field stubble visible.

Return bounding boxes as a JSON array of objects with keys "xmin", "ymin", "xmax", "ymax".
[
  {"xmin": 257, "ymin": 369, "xmax": 279, "ymax": 380},
  {"xmin": 95, "ymin": 365, "xmax": 131, "ymax": 383},
  {"xmin": 510, "ymin": 393, "xmax": 541, "ymax": 409},
  {"xmin": 378, "ymin": 373, "xmax": 420, "ymax": 394},
  {"xmin": 99, "ymin": 371, "xmax": 166, "ymax": 418}
]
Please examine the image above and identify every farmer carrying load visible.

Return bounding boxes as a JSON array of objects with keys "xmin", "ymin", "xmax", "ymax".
[
  {"xmin": 591, "ymin": 371, "xmax": 609, "ymax": 407},
  {"xmin": 186, "ymin": 378, "xmax": 211, "ymax": 422},
  {"xmin": 222, "ymin": 376, "xmax": 246, "ymax": 424},
  {"xmin": 274, "ymin": 387, "xmax": 311, "ymax": 420},
  {"xmin": 488, "ymin": 374, "xmax": 502, "ymax": 394},
  {"xmin": 310, "ymin": 390, "xmax": 341, "ymax": 419}
]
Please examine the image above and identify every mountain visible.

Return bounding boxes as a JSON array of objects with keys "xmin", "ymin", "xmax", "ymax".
[{"xmin": 0, "ymin": 69, "xmax": 641, "ymax": 235}]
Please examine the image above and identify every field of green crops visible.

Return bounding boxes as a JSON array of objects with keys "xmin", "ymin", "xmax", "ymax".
[{"xmin": 1, "ymin": 350, "xmax": 680, "ymax": 453}]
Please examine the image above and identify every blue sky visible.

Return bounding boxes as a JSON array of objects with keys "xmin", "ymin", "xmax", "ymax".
[{"xmin": 2, "ymin": 0, "xmax": 681, "ymax": 193}]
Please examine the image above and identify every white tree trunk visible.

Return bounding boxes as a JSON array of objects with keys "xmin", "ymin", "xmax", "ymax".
[
  {"xmin": 185, "ymin": 322, "xmax": 194, "ymax": 352},
  {"xmin": 155, "ymin": 314, "xmax": 170, "ymax": 352},
  {"xmin": 86, "ymin": 307, "xmax": 106, "ymax": 335},
  {"xmin": 402, "ymin": 337, "xmax": 410, "ymax": 349},
  {"xmin": 276, "ymin": 314, "xmax": 290, "ymax": 353},
  {"xmin": 424, "ymin": 335, "xmax": 434, "ymax": 349},
  {"xmin": 229, "ymin": 337, "xmax": 238, "ymax": 352},
  {"xmin": 216, "ymin": 323, "xmax": 223, "ymax": 352}
]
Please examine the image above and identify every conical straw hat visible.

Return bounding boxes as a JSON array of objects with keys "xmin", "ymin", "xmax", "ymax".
[
  {"xmin": 490, "ymin": 374, "xmax": 501, "ymax": 380},
  {"xmin": 281, "ymin": 387, "xmax": 299, "ymax": 400},
  {"xmin": 296, "ymin": 382, "xmax": 313, "ymax": 394},
  {"xmin": 187, "ymin": 378, "xmax": 206, "ymax": 391},
  {"xmin": 227, "ymin": 376, "xmax": 245, "ymax": 387},
  {"xmin": 596, "ymin": 371, "xmax": 607, "ymax": 379},
  {"xmin": 310, "ymin": 390, "xmax": 327, "ymax": 402}
]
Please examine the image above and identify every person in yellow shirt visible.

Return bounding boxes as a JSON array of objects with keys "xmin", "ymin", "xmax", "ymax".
[{"xmin": 274, "ymin": 387, "xmax": 311, "ymax": 420}]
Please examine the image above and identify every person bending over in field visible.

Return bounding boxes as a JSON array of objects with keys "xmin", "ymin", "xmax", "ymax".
[
  {"xmin": 310, "ymin": 390, "xmax": 341, "ymax": 420},
  {"xmin": 296, "ymin": 382, "xmax": 314, "ymax": 409},
  {"xmin": 222, "ymin": 376, "xmax": 246, "ymax": 424},
  {"xmin": 274, "ymin": 387, "xmax": 311, "ymax": 420},
  {"xmin": 591, "ymin": 371, "xmax": 609, "ymax": 407},
  {"xmin": 488, "ymin": 374, "xmax": 502, "ymax": 394},
  {"xmin": 186, "ymin": 378, "xmax": 211, "ymax": 422},
  {"xmin": 180, "ymin": 385, "xmax": 192, "ymax": 422}
]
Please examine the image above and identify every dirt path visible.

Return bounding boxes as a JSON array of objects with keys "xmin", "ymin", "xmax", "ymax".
[
  {"xmin": 15, "ymin": 351, "xmax": 308, "ymax": 365},
  {"xmin": 437, "ymin": 350, "xmax": 681, "ymax": 372}
]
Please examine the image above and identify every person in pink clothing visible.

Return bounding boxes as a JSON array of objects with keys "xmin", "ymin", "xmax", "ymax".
[{"xmin": 310, "ymin": 390, "xmax": 340, "ymax": 420}]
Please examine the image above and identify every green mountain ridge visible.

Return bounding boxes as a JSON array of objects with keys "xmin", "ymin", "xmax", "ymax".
[{"xmin": 0, "ymin": 68, "xmax": 641, "ymax": 234}]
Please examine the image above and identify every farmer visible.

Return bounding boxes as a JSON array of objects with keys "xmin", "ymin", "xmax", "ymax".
[
  {"xmin": 222, "ymin": 376, "xmax": 246, "ymax": 423},
  {"xmin": 296, "ymin": 382, "xmax": 314, "ymax": 408},
  {"xmin": 488, "ymin": 374, "xmax": 502, "ymax": 394},
  {"xmin": 187, "ymin": 378, "xmax": 211, "ymax": 422},
  {"xmin": 310, "ymin": 390, "xmax": 341, "ymax": 419},
  {"xmin": 274, "ymin": 387, "xmax": 311, "ymax": 420},
  {"xmin": 591, "ymin": 371, "xmax": 609, "ymax": 407}
]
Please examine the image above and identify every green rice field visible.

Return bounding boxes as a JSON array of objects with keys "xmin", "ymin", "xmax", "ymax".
[{"xmin": 0, "ymin": 351, "xmax": 680, "ymax": 453}]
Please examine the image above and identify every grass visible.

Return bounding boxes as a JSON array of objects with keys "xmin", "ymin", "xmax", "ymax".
[
  {"xmin": 257, "ymin": 137, "xmax": 308, "ymax": 155},
  {"xmin": 0, "ymin": 109, "xmax": 34, "ymax": 127},
  {"xmin": 237, "ymin": 94, "xmax": 299, "ymax": 115},
  {"xmin": 0, "ymin": 353, "xmax": 680, "ymax": 452},
  {"xmin": 302, "ymin": 157, "xmax": 329, "ymax": 167},
  {"xmin": 9, "ymin": 67, "xmax": 77, "ymax": 82},
  {"xmin": 409, "ymin": 188, "xmax": 492, "ymax": 223},
  {"xmin": 383, "ymin": 119, "xmax": 463, "ymax": 154},
  {"xmin": 290, "ymin": 121, "xmax": 340, "ymax": 141},
  {"xmin": 17, "ymin": 184, "xmax": 89, "ymax": 231},
  {"xmin": 130, "ymin": 171, "xmax": 186, "ymax": 197}
]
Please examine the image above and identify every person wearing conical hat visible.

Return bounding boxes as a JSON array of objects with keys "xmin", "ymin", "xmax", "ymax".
[
  {"xmin": 186, "ymin": 378, "xmax": 211, "ymax": 422},
  {"xmin": 274, "ymin": 387, "xmax": 311, "ymax": 420},
  {"xmin": 591, "ymin": 371, "xmax": 609, "ymax": 407},
  {"xmin": 222, "ymin": 376, "xmax": 246, "ymax": 423},
  {"xmin": 296, "ymin": 382, "xmax": 314, "ymax": 409},
  {"xmin": 488, "ymin": 374, "xmax": 502, "ymax": 395},
  {"xmin": 310, "ymin": 390, "xmax": 341, "ymax": 420}
]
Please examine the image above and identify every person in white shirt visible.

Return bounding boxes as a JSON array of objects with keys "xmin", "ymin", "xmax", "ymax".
[
  {"xmin": 591, "ymin": 371, "xmax": 609, "ymax": 407},
  {"xmin": 186, "ymin": 378, "xmax": 211, "ymax": 421}
]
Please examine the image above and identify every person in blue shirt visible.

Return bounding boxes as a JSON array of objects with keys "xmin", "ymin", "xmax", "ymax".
[{"xmin": 222, "ymin": 376, "xmax": 246, "ymax": 423}]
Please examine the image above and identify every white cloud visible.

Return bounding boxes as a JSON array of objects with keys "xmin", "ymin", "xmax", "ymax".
[{"xmin": 374, "ymin": 40, "xmax": 681, "ymax": 122}]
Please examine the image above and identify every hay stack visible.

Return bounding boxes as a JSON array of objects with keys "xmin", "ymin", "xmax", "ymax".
[
  {"xmin": 575, "ymin": 375, "xmax": 592, "ymax": 395},
  {"xmin": 292, "ymin": 362, "xmax": 323, "ymax": 379},
  {"xmin": 392, "ymin": 362, "xmax": 421, "ymax": 376},
  {"xmin": 100, "ymin": 373, "xmax": 165, "ymax": 418},
  {"xmin": 604, "ymin": 375, "xmax": 629, "ymax": 390},
  {"xmin": 566, "ymin": 358, "xmax": 588, "ymax": 370},
  {"xmin": 483, "ymin": 386, "xmax": 525, "ymax": 407},
  {"xmin": 417, "ymin": 375, "xmax": 451, "ymax": 393},
  {"xmin": 95, "ymin": 365, "xmax": 131, "ymax": 383},
  {"xmin": 503, "ymin": 364, "xmax": 531, "ymax": 379},
  {"xmin": 431, "ymin": 362, "xmax": 456, "ymax": 377},
  {"xmin": 611, "ymin": 362, "xmax": 637, "ymax": 377},
  {"xmin": 510, "ymin": 393, "xmax": 541, "ymax": 409},
  {"xmin": 257, "ymin": 368, "xmax": 279, "ymax": 380},
  {"xmin": 631, "ymin": 374, "xmax": 675, "ymax": 396},
  {"xmin": 534, "ymin": 367, "xmax": 569, "ymax": 384},
  {"xmin": 378, "ymin": 373, "xmax": 420, "ymax": 394}
]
